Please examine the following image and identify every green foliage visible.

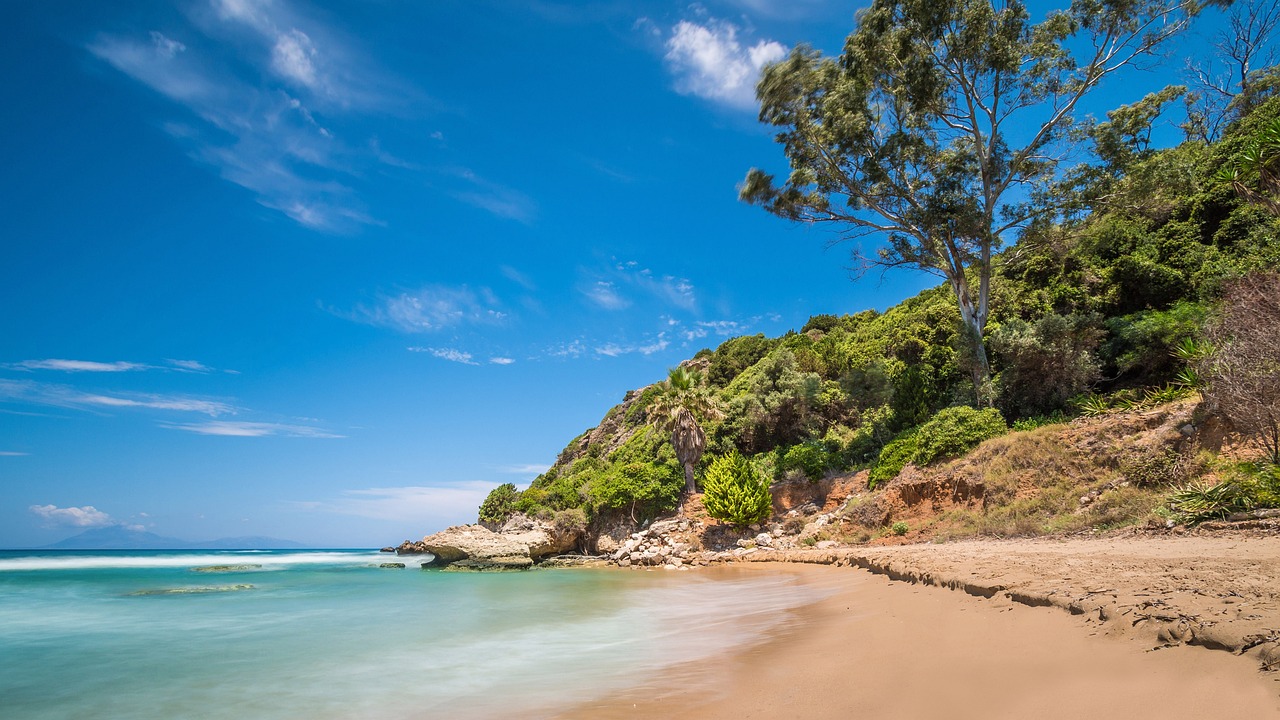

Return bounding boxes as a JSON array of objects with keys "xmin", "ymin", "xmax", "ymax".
[
  {"xmin": 1103, "ymin": 302, "xmax": 1208, "ymax": 385},
  {"xmin": 990, "ymin": 313, "xmax": 1103, "ymax": 419},
  {"xmin": 586, "ymin": 461, "xmax": 682, "ymax": 523},
  {"xmin": 778, "ymin": 441, "xmax": 831, "ymax": 482},
  {"xmin": 890, "ymin": 521, "xmax": 909, "ymax": 537},
  {"xmin": 702, "ymin": 451, "xmax": 773, "ymax": 527},
  {"xmin": 707, "ymin": 334, "xmax": 777, "ymax": 387},
  {"xmin": 869, "ymin": 406, "xmax": 1007, "ymax": 488},
  {"xmin": 913, "ymin": 407, "xmax": 1008, "ymax": 467},
  {"xmin": 868, "ymin": 429, "xmax": 920, "ymax": 488},
  {"xmin": 477, "ymin": 483, "xmax": 519, "ymax": 525},
  {"xmin": 1168, "ymin": 480, "xmax": 1254, "ymax": 524}
]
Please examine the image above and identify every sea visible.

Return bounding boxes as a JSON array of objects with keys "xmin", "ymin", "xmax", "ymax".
[{"xmin": 0, "ymin": 549, "xmax": 823, "ymax": 719}]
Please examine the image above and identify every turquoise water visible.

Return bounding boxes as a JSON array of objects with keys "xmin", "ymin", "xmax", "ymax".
[{"xmin": 0, "ymin": 550, "xmax": 819, "ymax": 719}]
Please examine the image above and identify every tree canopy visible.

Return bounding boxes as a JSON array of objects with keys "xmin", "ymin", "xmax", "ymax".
[{"xmin": 742, "ymin": 0, "xmax": 1199, "ymax": 399}]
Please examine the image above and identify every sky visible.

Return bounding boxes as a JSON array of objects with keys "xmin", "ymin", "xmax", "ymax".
[{"xmin": 0, "ymin": 0, "xmax": 1227, "ymax": 548}]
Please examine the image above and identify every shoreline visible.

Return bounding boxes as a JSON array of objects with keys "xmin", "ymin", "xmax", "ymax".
[{"xmin": 558, "ymin": 536, "xmax": 1280, "ymax": 719}]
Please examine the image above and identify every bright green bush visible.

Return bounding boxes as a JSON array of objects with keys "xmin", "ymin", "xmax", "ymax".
[
  {"xmin": 703, "ymin": 451, "xmax": 772, "ymax": 527},
  {"xmin": 869, "ymin": 406, "xmax": 1007, "ymax": 488},
  {"xmin": 868, "ymin": 430, "xmax": 920, "ymax": 488},
  {"xmin": 779, "ymin": 441, "xmax": 830, "ymax": 481},
  {"xmin": 478, "ymin": 483, "xmax": 519, "ymax": 525},
  {"xmin": 586, "ymin": 461, "xmax": 682, "ymax": 522},
  {"xmin": 912, "ymin": 406, "xmax": 1007, "ymax": 465}
]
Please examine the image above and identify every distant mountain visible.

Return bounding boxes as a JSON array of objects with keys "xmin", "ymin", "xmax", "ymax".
[{"xmin": 43, "ymin": 526, "xmax": 306, "ymax": 550}]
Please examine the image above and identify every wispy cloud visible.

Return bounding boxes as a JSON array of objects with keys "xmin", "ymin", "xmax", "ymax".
[
  {"xmin": 29, "ymin": 504, "xmax": 141, "ymax": 530},
  {"xmin": 295, "ymin": 483, "xmax": 494, "ymax": 522},
  {"xmin": 0, "ymin": 379, "xmax": 234, "ymax": 416},
  {"xmin": 162, "ymin": 420, "xmax": 343, "ymax": 438},
  {"xmin": 347, "ymin": 285, "xmax": 508, "ymax": 333},
  {"xmin": 489, "ymin": 357, "xmax": 515, "ymax": 365},
  {"xmin": 447, "ymin": 168, "xmax": 537, "ymax": 223},
  {"xmin": 582, "ymin": 280, "xmax": 631, "ymax": 310},
  {"xmin": 0, "ymin": 451, "xmax": 29, "ymax": 457},
  {"xmin": 12, "ymin": 359, "xmax": 150, "ymax": 372},
  {"xmin": 494, "ymin": 463, "xmax": 549, "ymax": 476},
  {"xmin": 580, "ymin": 261, "xmax": 697, "ymax": 312},
  {"xmin": 9, "ymin": 358, "xmax": 222, "ymax": 374},
  {"xmin": 595, "ymin": 334, "xmax": 670, "ymax": 357},
  {"xmin": 86, "ymin": 0, "xmax": 407, "ymax": 232},
  {"xmin": 409, "ymin": 347, "xmax": 478, "ymax": 365},
  {"xmin": 664, "ymin": 17, "xmax": 786, "ymax": 108},
  {"xmin": 166, "ymin": 359, "xmax": 215, "ymax": 373}
]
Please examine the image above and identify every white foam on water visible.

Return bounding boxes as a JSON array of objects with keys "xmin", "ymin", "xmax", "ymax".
[{"xmin": 0, "ymin": 550, "xmax": 384, "ymax": 572}]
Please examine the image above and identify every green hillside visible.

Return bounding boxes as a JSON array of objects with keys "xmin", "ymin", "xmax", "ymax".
[{"xmin": 479, "ymin": 89, "xmax": 1280, "ymax": 543}]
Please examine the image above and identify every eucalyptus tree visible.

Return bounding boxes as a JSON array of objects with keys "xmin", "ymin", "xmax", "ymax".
[
  {"xmin": 648, "ymin": 366, "xmax": 720, "ymax": 495},
  {"xmin": 741, "ymin": 0, "xmax": 1200, "ymax": 401}
]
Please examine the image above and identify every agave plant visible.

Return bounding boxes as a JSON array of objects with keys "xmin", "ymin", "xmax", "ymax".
[{"xmin": 1168, "ymin": 480, "xmax": 1254, "ymax": 525}]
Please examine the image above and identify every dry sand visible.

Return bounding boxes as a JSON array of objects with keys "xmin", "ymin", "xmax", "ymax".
[{"xmin": 561, "ymin": 535, "xmax": 1280, "ymax": 720}]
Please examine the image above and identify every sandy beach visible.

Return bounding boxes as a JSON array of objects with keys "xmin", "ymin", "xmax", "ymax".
[{"xmin": 562, "ymin": 535, "xmax": 1280, "ymax": 720}]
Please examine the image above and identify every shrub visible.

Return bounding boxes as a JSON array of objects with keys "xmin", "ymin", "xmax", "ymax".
[
  {"xmin": 586, "ymin": 461, "xmax": 682, "ymax": 523},
  {"xmin": 478, "ymin": 483, "xmax": 519, "ymax": 525},
  {"xmin": 779, "ymin": 441, "xmax": 830, "ymax": 481},
  {"xmin": 869, "ymin": 406, "xmax": 1007, "ymax": 488},
  {"xmin": 1120, "ymin": 447, "xmax": 1192, "ymax": 487},
  {"xmin": 912, "ymin": 406, "xmax": 1008, "ymax": 465},
  {"xmin": 1168, "ymin": 480, "xmax": 1253, "ymax": 524},
  {"xmin": 703, "ymin": 451, "xmax": 773, "ymax": 527},
  {"xmin": 990, "ymin": 314, "xmax": 1103, "ymax": 419},
  {"xmin": 890, "ymin": 521, "xmax": 909, "ymax": 536},
  {"xmin": 1200, "ymin": 271, "xmax": 1280, "ymax": 463},
  {"xmin": 868, "ymin": 430, "xmax": 920, "ymax": 488}
]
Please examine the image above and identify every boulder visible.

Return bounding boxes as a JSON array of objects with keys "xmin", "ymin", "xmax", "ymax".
[
  {"xmin": 499, "ymin": 513, "xmax": 581, "ymax": 558},
  {"xmin": 418, "ymin": 524, "xmax": 533, "ymax": 569}
]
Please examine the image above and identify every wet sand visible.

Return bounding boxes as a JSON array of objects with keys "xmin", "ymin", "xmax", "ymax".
[{"xmin": 560, "ymin": 561, "xmax": 1280, "ymax": 720}]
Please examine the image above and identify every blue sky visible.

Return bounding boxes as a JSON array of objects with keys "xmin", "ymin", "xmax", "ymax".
[{"xmin": 0, "ymin": 0, "xmax": 1221, "ymax": 547}]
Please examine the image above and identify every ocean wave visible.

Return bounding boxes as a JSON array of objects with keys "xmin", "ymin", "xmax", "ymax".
[{"xmin": 0, "ymin": 551, "xmax": 385, "ymax": 572}]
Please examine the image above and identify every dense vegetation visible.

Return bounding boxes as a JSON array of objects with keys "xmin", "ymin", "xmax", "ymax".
[{"xmin": 479, "ymin": 2, "xmax": 1280, "ymax": 536}]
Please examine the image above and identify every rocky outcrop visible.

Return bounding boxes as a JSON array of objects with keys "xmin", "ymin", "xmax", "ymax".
[
  {"xmin": 396, "ymin": 515, "xmax": 583, "ymax": 570},
  {"xmin": 497, "ymin": 514, "xmax": 580, "ymax": 557}
]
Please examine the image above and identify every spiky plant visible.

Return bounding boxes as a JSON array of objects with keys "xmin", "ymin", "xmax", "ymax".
[{"xmin": 702, "ymin": 451, "xmax": 772, "ymax": 528}]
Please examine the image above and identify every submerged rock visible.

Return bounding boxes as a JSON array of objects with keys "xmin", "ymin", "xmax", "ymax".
[
  {"xmin": 190, "ymin": 564, "xmax": 261, "ymax": 573},
  {"xmin": 128, "ymin": 584, "xmax": 255, "ymax": 596},
  {"xmin": 378, "ymin": 562, "xmax": 406, "ymax": 569}
]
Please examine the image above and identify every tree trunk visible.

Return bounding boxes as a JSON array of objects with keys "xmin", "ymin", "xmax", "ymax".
[
  {"xmin": 951, "ymin": 271, "xmax": 993, "ymax": 406},
  {"xmin": 671, "ymin": 407, "xmax": 706, "ymax": 494}
]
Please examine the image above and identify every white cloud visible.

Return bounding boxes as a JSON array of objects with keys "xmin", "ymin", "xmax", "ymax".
[
  {"xmin": 0, "ymin": 451, "xmax": 29, "ymax": 457},
  {"xmin": 163, "ymin": 420, "xmax": 344, "ymax": 438},
  {"xmin": 271, "ymin": 29, "xmax": 318, "ymax": 88},
  {"xmin": 581, "ymin": 262, "xmax": 697, "ymax": 312},
  {"xmin": 0, "ymin": 379, "xmax": 234, "ymax": 416},
  {"xmin": 489, "ymin": 357, "xmax": 515, "ymax": 365},
  {"xmin": 410, "ymin": 347, "xmax": 478, "ymax": 365},
  {"xmin": 166, "ymin": 359, "xmax": 214, "ymax": 373},
  {"xmin": 13, "ymin": 359, "xmax": 150, "ymax": 372},
  {"xmin": 351, "ymin": 285, "xmax": 507, "ymax": 333},
  {"xmin": 582, "ymin": 280, "xmax": 631, "ymax": 310},
  {"xmin": 29, "ymin": 504, "xmax": 115, "ymax": 528},
  {"xmin": 494, "ymin": 463, "xmax": 549, "ymax": 477},
  {"xmin": 665, "ymin": 18, "xmax": 786, "ymax": 108},
  {"xmin": 80, "ymin": 393, "xmax": 233, "ymax": 415},
  {"xmin": 446, "ymin": 168, "xmax": 537, "ymax": 223},
  {"xmin": 86, "ymin": 0, "xmax": 403, "ymax": 232},
  {"xmin": 297, "ymin": 483, "xmax": 494, "ymax": 523},
  {"xmin": 594, "ymin": 334, "xmax": 670, "ymax": 358},
  {"xmin": 698, "ymin": 320, "xmax": 747, "ymax": 336}
]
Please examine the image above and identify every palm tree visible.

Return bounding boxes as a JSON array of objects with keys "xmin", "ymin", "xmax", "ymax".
[{"xmin": 648, "ymin": 366, "xmax": 720, "ymax": 495}]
